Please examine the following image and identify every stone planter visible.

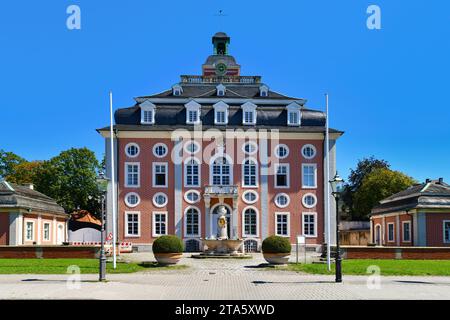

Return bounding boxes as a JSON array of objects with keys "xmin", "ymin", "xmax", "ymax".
[
  {"xmin": 154, "ymin": 253, "xmax": 183, "ymax": 265},
  {"xmin": 263, "ymin": 252, "xmax": 290, "ymax": 265}
]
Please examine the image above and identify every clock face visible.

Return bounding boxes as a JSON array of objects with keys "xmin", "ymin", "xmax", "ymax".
[{"xmin": 215, "ymin": 63, "xmax": 227, "ymax": 76}]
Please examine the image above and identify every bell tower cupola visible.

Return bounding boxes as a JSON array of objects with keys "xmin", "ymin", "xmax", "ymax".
[
  {"xmin": 202, "ymin": 32, "xmax": 240, "ymax": 77},
  {"xmin": 212, "ymin": 32, "xmax": 230, "ymax": 55}
]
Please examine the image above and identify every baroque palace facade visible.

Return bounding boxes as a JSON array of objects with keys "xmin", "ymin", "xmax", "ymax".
[{"xmin": 98, "ymin": 32, "xmax": 343, "ymax": 252}]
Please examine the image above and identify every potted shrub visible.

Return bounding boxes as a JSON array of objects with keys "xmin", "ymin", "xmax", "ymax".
[
  {"xmin": 153, "ymin": 235, "xmax": 184, "ymax": 265},
  {"xmin": 262, "ymin": 235, "xmax": 291, "ymax": 265}
]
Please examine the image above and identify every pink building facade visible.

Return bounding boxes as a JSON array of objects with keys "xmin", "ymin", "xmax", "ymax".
[{"xmin": 98, "ymin": 33, "xmax": 343, "ymax": 252}]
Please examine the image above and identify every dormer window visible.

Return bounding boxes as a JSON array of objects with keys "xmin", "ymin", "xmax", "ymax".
[
  {"xmin": 172, "ymin": 84, "xmax": 183, "ymax": 96},
  {"xmin": 241, "ymin": 101, "xmax": 257, "ymax": 125},
  {"xmin": 286, "ymin": 102, "xmax": 301, "ymax": 126},
  {"xmin": 216, "ymin": 84, "xmax": 226, "ymax": 96},
  {"xmin": 213, "ymin": 101, "xmax": 229, "ymax": 125},
  {"xmin": 259, "ymin": 85, "xmax": 269, "ymax": 97},
  {"xmin": 140, "ymin": 101, "xmax": 156, "ymax": 125},
  {"xmin": 185, "ymin": 100, "xmax": 201, "ymax": 124}
]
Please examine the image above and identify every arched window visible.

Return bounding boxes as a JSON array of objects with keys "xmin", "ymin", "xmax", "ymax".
[
  {"xmin": 185, "ymin": 158, "xmax": 200, "ymax": 187},
  {"xmin": 185, "ymin": 207, "xmax": 200, "ymax": 237},
  {"xmin": 211, "ymin": 157, "xmax": 231, "ymax": 185},
  {"xmin": 242, "ymin": 158, "xmax": 258, "ymax": 187},
  {"xmin": 243, "ymin": 207, "xmax": 258, "ymax": 237}
]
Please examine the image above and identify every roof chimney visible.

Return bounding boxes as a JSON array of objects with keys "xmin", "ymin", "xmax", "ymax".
[
  {"xmin": 25, "ymin": 183, "xmax": 34, "ymax": 190},
  {"xmin": 438, "ymin": 177, "xmax": 444, "ymax": 184},
  {"xmin": 425, "ymin": 179, "xmax": 431, "ymax": 183}
]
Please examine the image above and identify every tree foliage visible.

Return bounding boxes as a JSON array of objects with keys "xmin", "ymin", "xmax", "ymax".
[
  {"xmin": 0, "ymin": 150, "xmax": 26, "ymax": 179},
  {"xmin": 353, "ymin": 168, "xmax": 416, "ymax": 220},
  {"xmin": 5, "ymin": 161, "xmax": 43, "ymax": 184}
]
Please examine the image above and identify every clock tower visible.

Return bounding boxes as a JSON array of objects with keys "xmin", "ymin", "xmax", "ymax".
[{"xmin": 202, "ymin": 32, "xmax": 241, "ymax": 77}]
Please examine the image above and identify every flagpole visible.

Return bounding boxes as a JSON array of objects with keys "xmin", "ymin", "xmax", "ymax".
[
  {"xmin": 109, "ymin": 91, "xmax": 117, "ymax": 269},
  {"xmin": 325, "ymin": 93, "xmax": 331, "ymax": 271}
]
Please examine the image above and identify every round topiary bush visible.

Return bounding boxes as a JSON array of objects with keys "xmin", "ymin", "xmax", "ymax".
[
  {"xmin": 152, "ymin": 235, "xmax": 184, "ymax": 254},
  {"xmin": 262, "ymin": 235, "xmax": 291, "ymax": 253}
]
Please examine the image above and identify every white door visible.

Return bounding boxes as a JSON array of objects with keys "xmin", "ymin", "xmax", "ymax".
[{"xmin": 57, "ymin": 225, "xmax": 64, "ymax": 244}]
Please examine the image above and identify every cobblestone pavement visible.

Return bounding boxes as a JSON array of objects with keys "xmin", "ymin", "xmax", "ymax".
[{"xmin": 1, "ymin": 253, "xmax": 450, "ymax": 300}]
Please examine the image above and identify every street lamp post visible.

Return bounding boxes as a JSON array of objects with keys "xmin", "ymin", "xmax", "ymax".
[
  {"xmin": 96, "ymin": 171, "xmax": 108, "ymax": 282},
  {"xmin": 329, "ymin": 172, "xmax": 344, "ymax": 283}
]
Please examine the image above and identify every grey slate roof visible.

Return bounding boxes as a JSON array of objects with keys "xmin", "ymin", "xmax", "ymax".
[
  {"xmin": 371, "ymin": 180, "xmax": 450, "ymax": 215},
  {"xmin": 0, "ymin": 181, "xmax": 67, "ymax": 216}
]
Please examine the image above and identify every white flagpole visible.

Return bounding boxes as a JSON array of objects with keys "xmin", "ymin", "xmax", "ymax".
[
  {"xmin": 109, "ymin": 91, "xmax": 117, "ymax": 269},
  {"xmin": 325, "ymin": 93, "xmax": 331, "ymax": 271}
]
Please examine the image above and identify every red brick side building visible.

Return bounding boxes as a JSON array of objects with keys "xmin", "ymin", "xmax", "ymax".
[
  {"xmin": 98, "ymin": 32, "xmax": 343, "ymax": 252},
  {"xmin": 370, "ymin": 178, "xmax": 450, "ymax": 247}
]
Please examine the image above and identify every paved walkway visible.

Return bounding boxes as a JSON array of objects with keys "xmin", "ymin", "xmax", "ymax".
[{"xmin": 1, "ymin": 253, "xmax": 450, "ymax": 300}]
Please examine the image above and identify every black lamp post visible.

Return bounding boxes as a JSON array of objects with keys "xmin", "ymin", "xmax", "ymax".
[
  {"xmin": 96, "ymin": 171, "xmax": 108, "ymax": 282},
  {"xmin": 329, "ymin": 172, "xmax": 344, "ymax": 283}
]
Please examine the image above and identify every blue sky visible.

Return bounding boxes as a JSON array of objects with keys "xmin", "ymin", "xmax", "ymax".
[{"xmin": 0, "ymin": 0, "xmax": 449, "ymax": 183}]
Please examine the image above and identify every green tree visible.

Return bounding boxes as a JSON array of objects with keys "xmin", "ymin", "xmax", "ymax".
[
  {"xmin": 34, "ymin": 148, "xmax": 101, "ymax": 215},
  {"xmin": 0, "ymin": 150, "xmax": 26, "ymax": 179},
  {"xmin": 5, "ymin": 161, "xmax": 43, "ymax": 184},
  {"xmin": 353, "ymin": 168, "xmax": 416, "ymax": 220},
  {"xmin": 341, "ymin": 156, "xmax": 390, "ymax": 220}
]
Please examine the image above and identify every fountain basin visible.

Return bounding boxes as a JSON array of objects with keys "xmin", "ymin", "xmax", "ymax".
[{"xmin": 203, "ymin": 239, "xmax": 244, "ymax": 255}]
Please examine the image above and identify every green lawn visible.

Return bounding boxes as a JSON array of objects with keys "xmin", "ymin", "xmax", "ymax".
[
  {"xmin": 287, "ymin": 260, "xmax": 450, "ymax": 276},
  {"xmin": 0, "ymin": 259, "xmax": 187, "ymax": 274}
]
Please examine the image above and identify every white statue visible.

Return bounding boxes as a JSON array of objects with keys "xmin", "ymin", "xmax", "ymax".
[{"xmin": 217, "ymin": 205, "xmax": 228, "ymax": 240}]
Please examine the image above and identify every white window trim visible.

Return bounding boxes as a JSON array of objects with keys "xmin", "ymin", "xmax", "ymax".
[
  {"xmin": 274, "ymin": 144, "xmax": 289, "ymax": 159},
  {"xmin": 301, "ymin": 163, "xmax": 317, "ymax": 189},
  {"xmin": 209, "ymin": 153, "xmax": 233, "ymax": 186},
  {"xmin": 153, "ymin": 192, "xmax": 168, "ymax": 208},
  {"xmin": 241, "ymin": 101, "xmax": 257, "ymax": 125},
  {"xmin": 140, "ymin": 101, "xmax": 156, "ymax": 124},
  {"xmin": 275, "ymin": 212, "xmax": 290, "ymax": 237},
  {"xmin": 172, "ymin": 84, "xmax": 183, "ymax": 96},
  {"xmin": 124, "ymin": 162, "xmax": 140, "ymax": 188},
  {"xmin": 242, "ymin": 141, "xmax": 258, "ymax": 155},
  {"xmin": 242, "ymin": 157, "xmax": 259, "ymax": 188},
  {"xmin": 242, "ymin": 190, "xmax": 259, "ymax": 204},
  {"xmin": 241, "ymin": 206, "xmax": 259, "ymax": 238},
  {"xmin": 184, "ymin": 140, "xmax": 201, "ymax": 154},
  {"xmin": 185, "ymin": 100, "xmax": 201, "ymax": 125},
  {"xmin": 374, "ymin": 223, "xmax": 382, "ymax": 245},
  {"xmin": 302, "ymin": 193, "xmax": 318, "ymax": 209},
  {"xmin": 43, "ymin": 222, "xmax": 51, "ymax": 241},
  {"xmin": 402, "ymin": 221, "xmax": 412, "ymax": 242},
  {"xmin": 184, "ymin": 157, "xmax": 201, "ymax": 188},
  {"xmin": 216, "ymin": 84, "xmax": 226, "ymax": 96},
  {"xmin": 125, "ymin": 143, "xmax": 140, "ymax": 158},
  {"xmin": 152, "ymin": 211, "xmax": 168, "ymax": 237},
  {"xmin": 443, "ymin": 220, "xmax": 450, "ymax": 244},
  {"xmin": 153, "ymin": 143, "xmax": 168, "ymax": 158},
  {"xmin": 213, "ymin": 101, "xmax": 229, "ymax": 125},
  {"xmin": 152, "ymin": 162, "xmax": 168, "ymax": 188},
  {"xmin": 302, "ymin": 212, "xmax": 318, "ymax": 238},
  {"xmin": 274, "ymin": 163, "xmax": 290, "ymax": 189},
  {"xmin": 275, "ymin": 193, "xmax": 290, "ymax": 208},
  {"xmin": 125, "ymin": 211, "xmax": 141, "ymax": 237},
  {"xmin": 286, "ymin": 102, "xmax": 302, "ymax": 126},
  {"xmin": 184, "ymin": 206, "xmax": 201, "ymax": 238},
  {"xmin": 301, "ymin": 144, "xmax": 317, "ymax": 160},
  {"xmin": 259, "ymin": 85, "xmax": 269, "ymax": 97},
  {"xmin": 124, "ymin": 192, "xmax": 140, "ymax": 208},
  {"xmin": 387, "ymin": 222, "xmax": 395, "ymax": 242},
  {"xmin": 184, "ymin": 190, "xmax": 201, "ymax": 204}
]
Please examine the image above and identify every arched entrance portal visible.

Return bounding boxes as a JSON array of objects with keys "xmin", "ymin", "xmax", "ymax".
[
  {"xmin": 375, "ymin": 225, "xmax": 382, "ymax": 246},
  {"xmin": 211, "ymin": 204, "xmax": 231, "ymax": 239}
]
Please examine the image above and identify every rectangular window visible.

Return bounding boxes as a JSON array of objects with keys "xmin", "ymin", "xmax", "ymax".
[
  {"xmin": 126, "ymin": 212, "xmax": 139, "ymax": 236},
  {"xmin": 216, "ymin": 111, "xmax": 226, "ymax": 124},
  {"xmin": 125, "ymin": 163, "xmax": 140, "ymax": 187},
  {"xmin": 243, "ymin": 111, "xmax": 254, "ymax": 124},
  {"xmin": 275, "ymin": 164, "xmax": 289, "ymax": 188},
  {"xmin": 25, "ymin": 221, "xmax": 34, "ymax": 241},
  {"xmin": 402, "ymin": 221, "xmax": 411, "ymax": 242},
  {"xmin": 143, "ymin": 110, "xmax": 153, "ymax": 123},
  {"xmin": 303, "ymin": 213, "xmax": 317, "ymax": 237},
  {"xmin": 185, "ymin": 161, "xmax": 200, "ymax": 187},
  {"xmin": 288, "ymin": 111, "xmax": 299, "ymax": 125},
  {"xmin": 387, "ymin": 223, "xmax": 395, "ymax": 242},
  {"xmin": 43, "ymin": 223, "xmax": 50, "ymax": 241},
  {"xmin": 153, "ymin": 163, "xmax": 168, "ymax": 187},
  {"xmin": 188, "ymin": 110, "xmax": 198, "ymax": 123},
  {"xmin": 444, "ymin": 221, "xmax": 450, "ymax": 244},
  {"xmin": 302, "ymin": 164, "xmax": 317, "ymax": 188},
  {"xmin": 276, "ymin": 213, "xmax": 289, "ymax": 236},
  {"xmin": 153, "ymin": 212, "xmax": 168, "ymax": 237}
]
